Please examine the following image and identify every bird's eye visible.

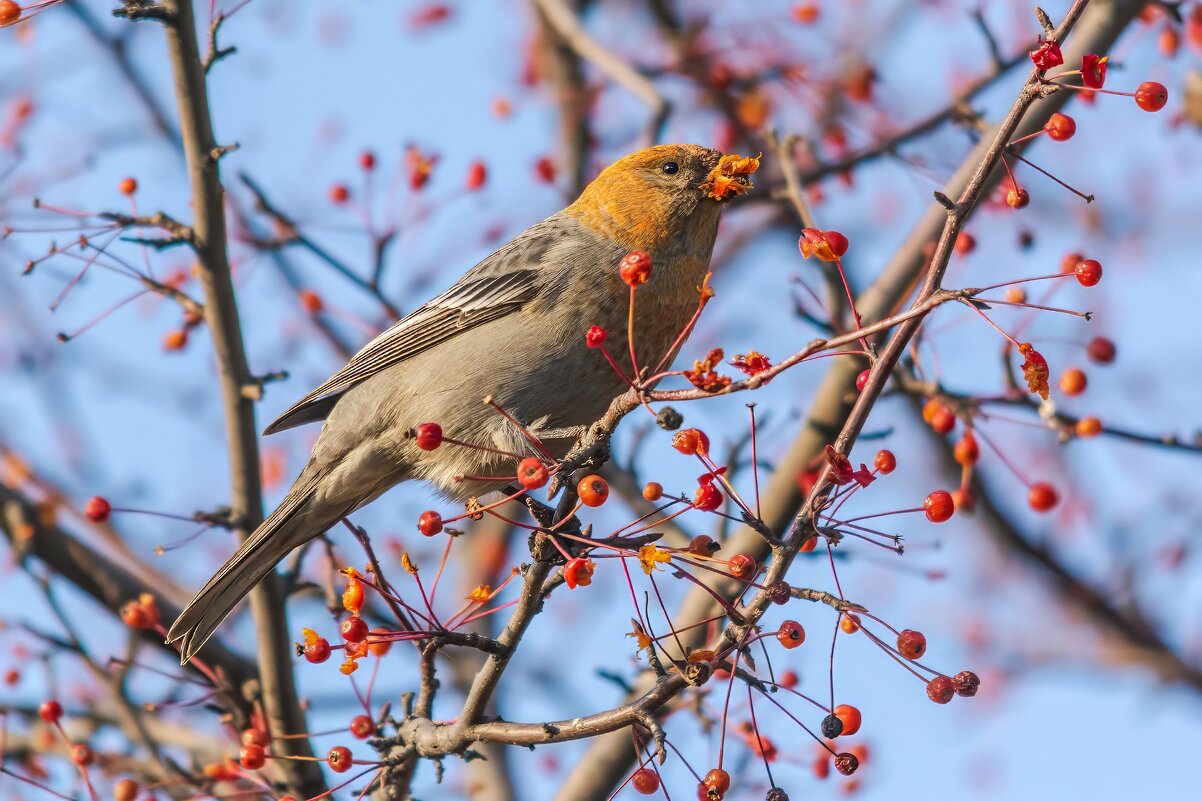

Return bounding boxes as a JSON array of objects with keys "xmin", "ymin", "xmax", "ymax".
[{"xmin": 661, "ymin": 161, "xmax": 679, "ymax": 175}]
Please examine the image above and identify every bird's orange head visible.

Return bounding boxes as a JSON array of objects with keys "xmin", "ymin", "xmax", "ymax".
[{"xmin": 567, "ymin": 144, "xmax": 758, "ymax": 255}]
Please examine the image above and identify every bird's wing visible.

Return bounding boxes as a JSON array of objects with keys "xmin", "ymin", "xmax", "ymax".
[{"xmin": 264, "ymin": 219, "xmax": 563, "ymax": 434}]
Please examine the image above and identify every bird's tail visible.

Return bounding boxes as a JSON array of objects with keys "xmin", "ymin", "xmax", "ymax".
[{"xmin": 167, "ymin": 471, "xmax": 341, "ymax": 664}]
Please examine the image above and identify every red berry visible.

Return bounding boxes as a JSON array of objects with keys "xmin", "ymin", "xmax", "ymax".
[
  {"xmin": 1086, "ymin": 336, "xmax": 1116, "ymax": 364},
  {"xmin": 672, "ymin": 428, "xmax": 710, "ymax": 456},
  {"xmin": 241, "ymin": 728, "xmax": 269, "ymax": 747},
  {"xmin": 240, "ymin": 744, "xmax": 266, "ymax": 770},
  {"xmin": 577, "ymin": 475, "xmax": 609, "ymax": 507},
  {"xmin": 72, "ymin": 743, "xmax": 95, "ymax": 766},
  {"xmin": 466, "ymin": 160, "xmax": 487, "ymax": 190},
  {"xmin": 952, "ymin": 670, "xmax": 981, "ymax": 697},
  {"xmin": 349, "ymin": 715, "xmax": 375, "ymax": 739},
  {"xmin": 417, "ymin": 510, "xmax": 443, "ymax": 537},
  {"xmin": 299, "ymin": 289, "xmax": 323, "ymax": 314},
  {"xmin": 1028, "ymin": 482, "xmax": 1058, "ymax": 512},
  {"xmin": 923, "ymin": 490, "xmax": 954, "ymax": 523},
  {"xmin": 163, "ymin": 329, "xmax": 188, "ymax": 351},
  {"xmin": 897, "ymin": 628, "xmax": 927, "ymax": 659},
  {"xmin": 619, "ymin": 251, "xmax": 653, "ymax": 287},
  {"xmin": 1135, "ymin": 81, "xmax": 1168, "ymax": 112},
  {"xmin": 118, "ymin": 177, "xmax": 138, "ymax": 196},
  {"xmin": 1059, "ymin": 368, "xmax": 1087, "ymax": 396},
  {"xmin": 114, "ymin": 779, "xmax": 139, "ymax": 801},
  {"xmin": 926, "ymin": 675, "xmax": 955, "ymax": 704},
  {"xmin": 728, "ymin": 553, "xmax": 756, "ymax": 580},
  {"xmin": 414, "ymin": 422, "xmax": 443, "ymax": 450},
  {"xmin": 304, "ymin": 636, "xmax": 331, "ymax": 663},
  {"xmin": 1006, "ymin": 187, "xmax": 1030, "ymax": 208},
  {"xmin": 516, "ymin": 457, "xmax": 549, "ymax": 490},
  {"xmin": 777, "ymin": 620, "xmax": 805, "ymax": 649},
  {"xmin": 779, "ymin": 669, "xmax": 799, "ymax": 689},
  {"xmin": 693, "ymin": 482, "xmax": 722, "ymax": 511},
  {"xmin": 834, "ymin": 703, "xmax": 862, "ymax": 736},
  {"xmin": 954, "ymin": 432, "xmax": 979, "ymax": 467},
  {"xmin": 823, "ymin": 230, "xmax": 849, "ymax": 257},
  {"xmin": 954, "ymin": 231, "xmax": 976, "ymax": 255},
  {"xmin": 703, "ymin": 768, "xmax": 731, "ymax": 796},
  {"xmin": 329, "ymin": 184, "xmax": 350, "ymax": 204},
  {"xmin": 585, "ymin": 325, "xmax": 607, "ymax": 348},
  {"xmin": 855, "ymin": 369, "xmax": 870, "ymax": 392},
  {"xmin": 359, "ymin": 151, "xmax": 376, "ymax": 171},
  {"xmin": 39, "ymin": 700, "xmax": 64, "ymax": 723},
  {"xmin": 874, "ymin": 450, "xmax": 896, "ymax": 474},
  {"xmin": 84, "ymin": 496, "xmax": 112, "ymax": 523},
  {"xmin": 688, "ymin": 534, "xmax": 717, "ymax": 556},
  {"xmin": 0, "ymin": 2, "xmax": 21, "ymax": 26},
  {"xmin": 1075, "ymin": 258, "xmax": 1102, "ymax": 287},
  {"xmin": 929, "ymin": 406, "xmax": 956, "ymax": 435},
  {"xmin": 327, "ymin": 745, "xmax": 353, "ymax": 773},
  {"xmin": 632, "ymin": 768, "xmax": 660, "ymax": 795},
  {"xmin": 535, "ymin": 156, "xmax": 557, "ymax": 183},
  {"xmin": 1045, "ymin": 112, "xmax": 1076, "ymax": 141},
  {"xmin": 340, "ymin": 616, "xmax": 368, "ymax": 643}
]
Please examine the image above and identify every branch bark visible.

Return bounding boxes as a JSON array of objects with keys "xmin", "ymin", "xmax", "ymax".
[{"xmin": 154, "ymin": 1, "xmax": 324, "ymax": 795}]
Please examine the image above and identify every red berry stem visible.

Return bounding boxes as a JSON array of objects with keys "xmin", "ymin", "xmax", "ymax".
[
  {"xmin": 482, "ymin": 396, "xmax": 558, "ymax": 461},
  {"xmin": 745, "ymin": 685, "xmax": 779, "ymax": 789},
  {"xmin": 832, "ymin": 255, "xmax": 871, "ymax": 354},
  {"xmin": 1005, "ymin": 148, "xmax": 1094, "ymax": 203},
  {"xmin": 974, "ymin": 297, "xmax": 1091, "ymax": 319}
]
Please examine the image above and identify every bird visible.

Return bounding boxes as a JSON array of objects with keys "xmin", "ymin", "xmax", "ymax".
[{"xmin": 167, "ymin": 144, "xmax": 757, "ymax": 662}]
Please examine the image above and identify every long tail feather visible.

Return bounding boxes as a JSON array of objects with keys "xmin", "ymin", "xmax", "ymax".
[{"xmin": 167, "ymin": 472, "xmax": 337, "ymax": 663}]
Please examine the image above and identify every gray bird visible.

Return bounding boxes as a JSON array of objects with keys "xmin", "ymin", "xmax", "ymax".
[{"xmin": 167, "ymin": 144, "xmax": 756, "ymax": 662}]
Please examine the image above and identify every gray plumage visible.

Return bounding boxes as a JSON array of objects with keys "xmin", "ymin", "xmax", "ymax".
[{"xmin": 167, "ymin": 145, "xmax": 741, "ymax": 662}]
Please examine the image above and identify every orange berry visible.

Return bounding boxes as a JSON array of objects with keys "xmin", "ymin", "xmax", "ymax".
[
  {"xmin": 0, "ymin": 2, "xmax": 20, "ymax": 26},
  {"xmin": 672, "ymin": 428, "xmax": 710, "ymax": 456},
  {"xmin": 163, "ymin": 329, "xmax": 188, "ymax": 351},
  {"xmin": 241, "ymin": 728, "xmax": 269, "ymax": 747},
  {"xmin": 299, "ymin": 289, "xmax": 323, "ymax": 314},
  {"xmin": 840, "ymin": 613, "xmax": 860, "ymax": 634},
  {"xmin": 114, "ymin": 779, "xmax": 139, "ymax": 801},
  {"xmin": 118, "ymin": 177, "xmax": 138, "ymax": 196},
  {"xmin": 642, "ymin": 481, "xmax": 663, "ymax": 501},
  {"xmin": 799, "ymin": 533, "xmax": 818, "ymax": 552},
  {"xmin": 929, "ymin": 406, "xmax": 956, "ymax": 435},
  {"xmin": 791, "ymin": 3, "xmax": 819, "ymax": 23},
  {"xmin": 834, "ymin": 703, "xmax": 862, "ymax": 736},
  {"xmin": 954, "ymin": 231, "xmax": 975, "ymax": 255},
  {"xmin": 703, "ymin": 768, "xmax": 731, "ymax": 796},
  {"xmin": 1044, "ymin": 112, "xmax": 1076, "ymax": 141},
  {"xmin": 728, "ymin": 553, "xmax": 756, "ymax": 580},
  {"xmin": 1005, "ymin": 287, "xmax": 1027, "ymax": 304},
  {"xmin": 329, "ymin": 184, "xmax": 350, "ymax": 204},
  {"xmin": 1059, "ymin": 368, "xmax": 1087, "ymax": 395},
  {"xmin": 516, "ymin": 457, "xmax": 549, "ymax": 490},
  {"xmin": 577, "ymin": 475, "xmax": 609, "ymax": 507},
  {"xmin": 776, "ymin": 620, "xmax": 805, "ymax": 649},
  {"xmin": 1075, "ymin": 416, "xmax": 1102, "ymax": 437},
  {"xmin": 953, "ymin": 431, "xmax": 979, "ymax": 467},
  {"xmin": 1006, "ymin": 187, "xmax": 1030, "ymax": 208}
]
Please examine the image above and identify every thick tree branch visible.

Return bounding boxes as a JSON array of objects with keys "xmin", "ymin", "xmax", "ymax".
[{"xmin": 152, "ymin": 1, "xmax": 324, "ymax": 795}]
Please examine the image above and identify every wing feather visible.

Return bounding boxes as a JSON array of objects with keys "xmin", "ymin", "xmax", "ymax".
[{"xmin": 264, "ymin": 216, "xmax": 570, "ymax": 434}]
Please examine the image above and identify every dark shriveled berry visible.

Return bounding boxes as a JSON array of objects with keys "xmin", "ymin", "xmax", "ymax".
[
  {"xmin": 834, "ymin": 752, "xmax": 859, "ymax": 775},
  {"xmin": 656, "ymin": 406, "xmax": 683, "ymax": 431},
  {"xmin": 765, "ymin": 789, "xmax": 790, "ymax": 801},
  {"xmin": 767, "ymin": 580, "xmax": 791, "ymax": 605},
  {"xmin": 952, "ymin": 670, "xmax": 981, "ymax": 697},
  {"xmin": 821, "ymin": 713, "xmax": 844, "ymax": 738}
]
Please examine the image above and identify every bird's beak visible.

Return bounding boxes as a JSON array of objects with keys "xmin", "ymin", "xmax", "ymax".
[{"xmin": 702, "ymin": 152, "xmax": 760, "ymax": 201}]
